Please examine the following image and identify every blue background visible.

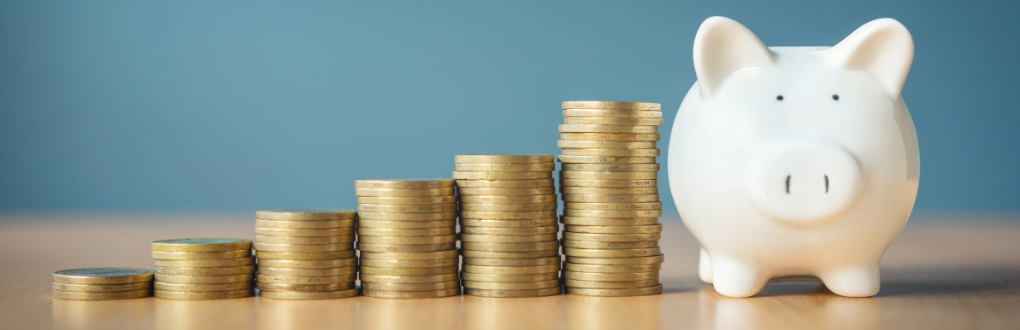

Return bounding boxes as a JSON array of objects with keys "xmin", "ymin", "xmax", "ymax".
[{"xmin": 1, "ymin": 1, "xmax": 1018, "ymax": 216}]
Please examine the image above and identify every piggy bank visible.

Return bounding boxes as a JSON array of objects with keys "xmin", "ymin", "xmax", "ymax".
[{"xmin": 668, "ymin": 17, "xmax": 919, "ymax": 297}]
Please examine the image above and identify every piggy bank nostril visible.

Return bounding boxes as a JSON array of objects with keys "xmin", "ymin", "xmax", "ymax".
[
  {"xmin": 825, "ymin": 175, "xmax": 829, "ymax": 193},
  {"xmin": 785, "ymin": 175, "xmax": 791, "ymax": 194}
]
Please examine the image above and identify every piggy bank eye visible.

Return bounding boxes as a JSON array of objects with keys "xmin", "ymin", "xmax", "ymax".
[
  {"xmin": 776, "ymin": 95, "xmax": 784, "ymax": 101},
  {"xmin": 832, "ymin": 94, "xmax": 839, "ymax": 101}
]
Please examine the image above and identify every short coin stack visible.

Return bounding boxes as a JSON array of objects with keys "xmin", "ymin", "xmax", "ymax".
[
  {"xmin": 254, "ymin": 208, "xmax": 360, "ymax": 300},
  {"xmin": 52, "ymin": 268, "xmax": 154, "ymax": 300},
  {"xmin": 557, "ymin": 101, "xmax": 665, "ymax": 296},
  {"xmin": 454, "ymin": 155, "xmax": 562, "ymax": 297},
  {"xmin": 355, "ymin": 179, "xmax": 461, "ymax": 299},
  {"xmin": 151, "ymin": 238, "xmax": 256, "ymax": 300}
]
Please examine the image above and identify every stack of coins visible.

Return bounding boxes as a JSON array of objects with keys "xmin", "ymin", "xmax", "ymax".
[
  {"xmin": 52, "ymin": 268, "xmax": 154, "ymax": 300},
  {"xmin": 151, "ymin": 238, "xmax": 256, "ymax": 300},
  {"xmin": 454, "ymin": 155, "xmax": 562, "ymax": 298},
  {"xmin": 355, "ymin": 179, "xmax": 461, "ymax": 299},
  {"xmin": 254, "ymin": 209, "xmax": 360, "ymax": 300},
  {"xmin": 557, "ymin": 101, "xmax": 665, "ymax": 297}
]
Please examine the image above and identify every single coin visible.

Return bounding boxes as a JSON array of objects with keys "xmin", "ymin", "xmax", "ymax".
[
  {"xmin": 560, "ymin": 216, "xmax": 661, "ymax": 226},
  {"xmin": 461, "ymin": 249, "xmax": 559, "ymax": 259},
  {"xmin": 455, "ymin": 179, "xmax": 554, "ymax": 188},
  {"xmin": 461, "ymin": 225, "xmax": 558, "ymax": 235},
  {"xmin": 359, "ymin": 258, "xmax": 458, "ymax": 269},
  {"xmin": 256, "ymin": 274, "xmax": 357, "ymax": 285},
  {"xmin": 260, "ymin": 288, "xmax": 360, "ymax": 300},
  {"xmin": 460, "ymin": 202, "xmax": 557, "ymax": 212},
  {"xmin": 255, "ymin": 219, "xmax": 355, "ymax": 229},
  {"xmin": 462, "ymin": 264, "xmax": 560, "ymax": 275},
  {"xmin": 560, "ymin": 179, "xmax": 658, "ymax": 188},
  {"xmin": 51, "ymin": 282, "xmax": 152, "ymax": 293},
  {"xmin": 354, "ymin": 187, "xmax": 455, "ymax": 197},
  {"xmin": 560, "ymin": 187, "xmax": 659, "ymax": 195},
  {"xmin": 566, "ymin": 254, "xmax": 665, "ymax": 265},
  {"xmin": 560, "ymin": 133, "xmax": 659, "ymax": 142},
  {"xmin": 564, "ymin": 263, "xmax": 661, "ymax": 273},
  {"xmin": 566, "ymin": 284, "xmax": 662, "ymax": 297},
  {"xmin": 564, "ymin": 279, "xmax": 660, "ymax": 289},
  {"xmin": 565, "ymin": 224, "xmax": 663, "ymax": 233},
  {"xmin": 354, "ymin": 178, "xmax": 454, "ymax": 189},
  {"xmin": 463, "ymin": 280, "xmax": 560, "ymax": 290},
  {"xmin": 155, "ymin": 265, "xmax": 254, "ymax": 276},
  {"xmin": 561, "ymin": 194, "xmax": 660, "ymax": 203},
  {"xmin": 155, "ymin": 289, "xmax": 254, "ymax": 300},
  {"xmin": 557, "ymin": 155, "xmax": 657, "ymax": 164},
  {"xmin": 53, "ymin": 268, "xmax": 154, "ymax": 285},
  {"xmin": 561, "ymin": 163, "xmax": 660, "ymax": 172},
  {"xmin": 557, "ymin": 140, "xmax": 657, "ymax": 149},
  {"xmin": 358, "ymin": 203, "xmax": 458, "ymax": 213},
  {"xmin": 458, "ymin": 195, "xmax": 557, "ymax": 204},
  {"xmin": 151, "ymin": 238, "xmax": 251, "ymax": 252},
  {"xmin": 561, "ymin": 240, "xmax": 660, "ymax": 249},
  {"xmin": 358, "ymin": 196, "xmax": 458, "ymax": 205},
  {"xmin": 154, "ymin": 281, "xmax": 252, "ymax": 292},
  {"xmin": 155, "ymin": 273, "xmax": 254, "ymax": 284},
  {"xmin": 255, "ymin": 250, "xmax": 355, "ymax": 261},
  {"xmin": 359, "ymin": 250, "xmax": 459, "ymax": 261},
  {"xmin": 357, "ymin": 242, "xmax": 457, "ymax": 252},
  {"xmin": 562, "ymin": 232, "xmax": 661, "ymax": 242},
  {"xmin": 360, "ymin": 265, "xmax": 458, "ymax": 276},
  {"xmin": 255, "ymin": 235, "xmax": 354, "ymax": 245},
  {"xmin": 563, "ymin": 109, "xmax": 662, "ymax": 118},
  {"xmin": 256, "ymin": 208, "xmax": 357, "ymax": 221},
  {"xmin": 255, "ymin": 227, "xmax": 354, "ymax": 237},
  {"xmin": 459, "ymin": 210, "xmax": 557, "ymax": 219},
  {"xmin": 358, "ymin": 235, "xmax": 458, "ymax": 245},
  {"xmin": 460, "ymin": 218, "xmax": 558, "ymax": 228},
  {"xmin": 454, "ymin": 163, "xmax": 555, "ymax": 172},
  {"xmin": 564, "ymin": 209, "xmax": 663, "ymax": 218},
  {"xmin": 53, "ymin": 289, "xmax": 151, "ymax": 300},
  {"xmin": 559, "ymin": 124, "xmax": 659, "ymax": 134},
  {"xmin": 560, "ymin": 171, "xmax": 658, "ymax": 180},
  {"xmin": 151, "ymin": 250, "xmax": 251, "ymax": 260},
  {"xmin": 257, "ymin": 258, "xmax": 358, "ymax": 269},
  {"xmin": 563, "ymin": 270, "xmax": 660, "ymax": 281},
  {"xmin": 357, "ymin": 227, "xmax": 456, "ymax": 237},
  {"xmin": 253, "ymin": 242, "xmax": 353, "ymax": 253},
  {"xmin": 358, "ymin": 219, "xmax": 456, "ymax": 229},
  {"xmin": 463, "ymin": 256, "xmax": 560, "ymax": 266},
  {"xmin": 256, "ymin": 282, "xmax": 354, "ymax": 292},
  {"xmin": 359, "ymin": 273, "xmax": 459, "ymax": 284},
  {"xmin": 465, "ymin": 287, "xmax": 561, "ymax": 297},
  {"xmin": 462, "ymin": 241, "xmax": 559, "ymax": 252},
  {"xmin": 460, "ymin": 272, "xmax": 559, "ymax": 282},
  {"xmin": 563, "ymin": 247, "xmax": 661, "ymax": 258},
  {"xmin": 455, "ymin": 155, "xmax": 554, "ymax": 164},
  {"xmin": 460, "ymin": 233, "xmax": 558, "ymax": 243},
  {"xmin": 563, "ymin": 202, "xmax": 663, "ymax": 211},
  {"xmin": 258, "ymin": 266, "xmax": 357, "ymax": 277},
  {"xmin": 361, "ymin": 280, "xmax": 460, "ymax": 291},
  {"xmin": 561, "ymin": 148, "xmax": 660, "ymax": 157},
  {"xmin": 362, "ymin": 288, "xmax": 460, "ymax": 299},
  {"xmin": 356, "ymin": 211, "xmax": 457, "ymax": 221},
  {"xmin": 562, "ymin": 101, "xmax": 660, "ymax": 111},
  {"xmin": 453, "ymin": 172, "xmax": 552, "ymax": 180},
  {"xmin": 563, "ymin": 117, "xmax": 664, "ymax": 126}
]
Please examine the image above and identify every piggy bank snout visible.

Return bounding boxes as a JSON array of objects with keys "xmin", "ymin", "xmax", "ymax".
[{"xmin": 746, "ymin": 141, "xmax": 863, "ymax": 224}]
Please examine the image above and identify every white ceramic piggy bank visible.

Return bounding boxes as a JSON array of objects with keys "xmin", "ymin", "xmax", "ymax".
[{"xmin": 668, "ymin": 17, "xmax": 919, "ymax": 298}]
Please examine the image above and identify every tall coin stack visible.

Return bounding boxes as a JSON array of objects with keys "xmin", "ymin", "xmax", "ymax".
[
  {"xmin": 52, "ymin": 268, "xmax": 154, "ymax": 300},
  {"xmin": 254, "ymin": 209, "xmax": 360, "ymax": 300},
  {"xmin": 355, "ymin": 179, "xmax": 461, "ymax": 299},
  {"xmin": 151, "ymin": 238, "xmax": 256, "ymax": 300},
  {"xmin": 454, "ymin": 155, "xmax": 563, "ymax": 298},
  {"xmin": 557, "ymin": 101, "xmax": 665, "ymax": 297}
]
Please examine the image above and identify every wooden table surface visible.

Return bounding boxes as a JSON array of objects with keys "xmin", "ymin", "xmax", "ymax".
[{"xmin": 1, "ymin": 213, "xmax": 1018, "ymax": 330}]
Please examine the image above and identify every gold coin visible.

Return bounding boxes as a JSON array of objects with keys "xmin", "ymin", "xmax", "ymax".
[
  {"xmin": 358, "ymin": 196, "xmax": 458, "ymax": 205},
  {"xmin": 151, "ymin": 250, "xmax": 251, "ymax": 260},
  {"xmin": 357, "ymin": 227, "xmax": 456, "ymax": 237},
  {"xmin": 557, "ymin": 155, "xmax": 657, "ymax": 164},
  {"xmin": 460, "ymin": 233, "xmax": 558, "ymax": 243},
  {"xmin": 359, "ymin": 258, "xmax": 457, "ymax": 269},
  {"xmin": 155, "ymin": 289, "xmax": 254, "ymax": 300},
  {"xmin": 460, "ymin": 272, "xmax": 559, "ymax": 282},
  {"xmin": 453, "ymin": 172, "xmax": 553, "ymax": 180},
  {"xmin": 360, "ymin": 265, "xmax": 458, "ymax": 276},
  {"xmin": 563, "ymin": 109, "xmax": 662, "ymax": 118},
  {"xmin": 565, "ymin": 224, "xmax": 663, "ymax": 233},
  {"xmin": 255, "ymin": 227, "xmax": 354, "ymax": 237},
  {"xmin": 454, "ymin": 163, "xmax": 555, "ymax": 172},
  {"xmin": 563, "ymin": 202, "xmax": 662, "ymax": 211},
  {"xmin": 256, "ymin": 274, "xmax": 357, "ymax": 285},
  {"xmin": 358, "ymin": 203, "xmax": 457, "ymax": 213},
  {"xmin": 563, "ymin": 247, "xmax": 661, "ymax": 258},
  {"xmin": 560, "ymin": 133, "xmax": 659, "ymax": 141},
  {"xmin": 460, "ymin": 202, "xmax": 557, "ymax": 212},
  {"xmin": 460, "ymin": 225, "xmax": 558, "ymax": 235},
  {"xmin": 359, "ymin": 273, "xmax": 459, "ymax": 284},
  {"xmin": 362, "ymin": 288, "xmax": 460, "ymax": 299},
  {"xmin": 257, "ymin": 266, "xmax": 357, "ymax": 277},
  {"xmin": 357, "ymin": 242, "xmax": 456, "ymax": 252},
  {"xmin": 560, "ymin": 187, "xmax": 659, "ymax": 195},
  {"xmin": 566, "ymin": 254, "xmax": 665, "ymax": 265},
  {"xmin": 560, "ymin": 216, "xmax": 660, "ymax": 226},
  {"xmin": 254, "ymin": 234, "xmax": 355, "ymax": 245},
  {"xmin": 557, "ymin": 140, "xmax": 657, "ymax": 149},
  {"xmin": 562, "ymin": 232, "xmax": 661, "ymax": 242},
  {"xmin": 455, "ymin": 179, "xmax": 554, "ymax": 188},
  {"xmin": 561, "ymin": 194, "xmax": 660, "ymax": 203},
  {"xmin": 459, "ymin": 210, "xmax": 557, "ymax": 220},
  {"xmin": 155, "ymin": 273, "xmax": 254, "ymax": 284},
  {"xmin": 461, "ymin": 249, "xmax": 559, "ymax": 259},
  {"xmin": 53, "ymin": 289, "xmax": 151, "ymax": 300},
  {"xmin": 561, "ymin": 148, "xmax": 661, "ymax": 157},
  {"xmin": 564, "ymin": 279, "xmax": 660, "ymax": 289},
  {"xmin": 53, "ymin": 268, "xmax": 154, "ymax": 285},
  {"xmin": 458, "ymin": 195, "xmax": 557, "ymax": 204},
  {"xmin": 560, "ymin": 179, "xmax": 657, "ymax": 188},
  {"xmin": 154, "ymin": 281, "xmax": 252, "ymax": 292},
  {"xmin": 256, "ymin": 282, "xmax": 355, "ymax": 292},
  {"xmin": 360, "ymin": 280, "xmax": 460, "ymax": 291},
  {"xmin": 462, "ymin": 264, "xmax": 560, "ymax": 275},
  {"xmin": 566, "ymin": 284, "xmax": 662, "ymax": 297},
  {"xmin": 359, "ymin": 250, "xmax": 459, "ymax": 261},
  {"xmin": 559, "ymin": 124, "xmax": 658, "ymax": 134},
  {"xmin": 357, "ymin": 235, "xmax": 457, "ymax": 245},
  {"xmin": 155, "ymin": 265, "xmax": 254, "ymax": 276},
  {"xmin": 460, "ymin": 218, "xmax": 558, "ymax": 228},
  {"xmin": 354, "ymin": 178, "xmax": 454, "ymax": 189},
  {"xmin": 257, "ymin": 258, "xmax": 358, "ymax": 269},
  {"xmin": 463, "ymin": 256, "xmax": 560, "ymax": 266},
  {"xmin": 464, "ymin": 287, "xmax": 561, "ymax": 297},
  {"xmin": 356, "ymin": 211, "xmax": 457, "ymax": 221},
  {"xmin": 51, "ymin": 282, "xmax": 152, "ymax": 293},
  {"xmin": 462, "ymin": 241, "xmax": 559, "ymax": 252},
  {"xmin": 151, "ymin": 238, "xmax": 251, "ymax": 252},
  {"xmin": 563, "ymin": 270, "xmax": 660, "ymax": 281},
  {"xmin": 563, "ymin": 117, "xmax": 664, "ymax": 126},
  {"xmin": 562, "ymin": 101, "xmax": 660, "ymax": 111},
  {"xmin": 463, "ymin": 280, "xmax": 560, "ymax": 290},
  {"xmin": 354, "ymin": 187, "xmax": 455, "ymax": 197},
  {"xmin": 564, "ymin": 263, "xmax": 661, "ymax": 273},
  {"xmin": 564, "ymin": 209, "xmax": 663, "ymax": 218},
  {"xmin": 358, "ymin": 219, "xmax": 456, "ymax": 229},
  {"xmin": 560, "ymin": 171, "xmax": 658, "ymax": 180},
  {"xmin": 255, "ymin": 250, "xmax": 355, "ymax": 260},
  {"xmin": 561, "ymin": 240, "xmax": 659, "ymax": 249},
  {"xmin": 255, "ymin": 219, "xmax": 355, "ymax": 229},
  {"xmin": 561, "ymin": 163, "xmax": 660, "ymax": 172},
  {"xmin": 455, "ymin": 155, "xmax": 554, "ymax": 164},
  {"xmin": 256, "ymin": 208, "xmax": 357, "ymax": 221},
  {"xmin": 260, "ymin": 288, "xmax": 360, "ymax": 300},
  {"xmin": 253, "ymin": 242, "xmax": 353, "ymax": 253}
]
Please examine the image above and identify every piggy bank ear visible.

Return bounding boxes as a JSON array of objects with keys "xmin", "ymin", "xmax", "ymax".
[
  {"xmin": 822, "ymin": 18, "xmax": 914, "ymax": 97},
  {"xmin": 694, "ymin": 17, "xmax": 774, "ymax": 98}
]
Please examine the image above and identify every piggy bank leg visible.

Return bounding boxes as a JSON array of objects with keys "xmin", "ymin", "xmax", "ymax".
[
  {"xmin": 699, "ymin": 247, "xmax": 713, "ymax": 283},
  {"xmin": 710, "ymin": 255, "xmax": 768, "ymax": 297},
  {"xmin": 818, "ymin": 265, "xmax": 881, "ymax": 297}
]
